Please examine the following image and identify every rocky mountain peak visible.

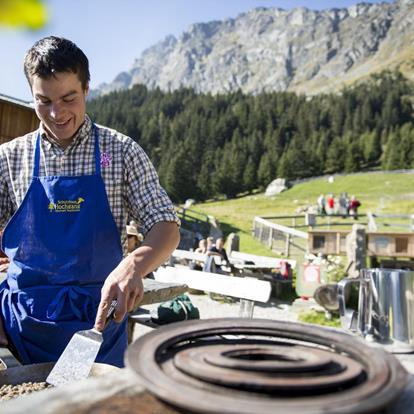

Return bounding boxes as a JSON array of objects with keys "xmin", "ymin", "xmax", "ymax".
[{"xmin": 91, "ymin": 0, "xmax": 414, "ymax": 98}]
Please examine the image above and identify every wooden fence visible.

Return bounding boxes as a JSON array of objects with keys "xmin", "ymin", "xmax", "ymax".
[
  {"xmin": 253, "ymin": 216, "xmax": 308, "ymax": 263},
  {"xmin": 253, "ymin": 213, "xmax": 414, "ymax": 261}
]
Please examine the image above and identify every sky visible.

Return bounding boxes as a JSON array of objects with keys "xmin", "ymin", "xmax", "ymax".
[{"xmin": 0, "ymin": 0, "xmax": 394, "ymax": 101}]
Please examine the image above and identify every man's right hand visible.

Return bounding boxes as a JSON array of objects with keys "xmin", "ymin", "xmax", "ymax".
[{"xmin": 0, "ymin": 317, "xmax": 8, "ymax": 346}]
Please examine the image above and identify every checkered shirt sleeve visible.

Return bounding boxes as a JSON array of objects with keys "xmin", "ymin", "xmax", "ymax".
[{"xmin": 123, "ymin": 138, "xmax": 179, "ymax": 235}]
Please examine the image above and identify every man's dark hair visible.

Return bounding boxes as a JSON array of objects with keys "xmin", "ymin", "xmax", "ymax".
[{"xmin": 24, "ymin": 36, "xmax": 90, "ymax": 90}]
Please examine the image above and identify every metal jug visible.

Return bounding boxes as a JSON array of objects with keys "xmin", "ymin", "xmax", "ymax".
[{"xmin": 338, "ymin": 268, "xmax": 414, "ymax": 353}]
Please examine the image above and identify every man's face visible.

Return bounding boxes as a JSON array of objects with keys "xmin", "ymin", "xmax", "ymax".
[{"xmin": 32, "ymin": 72, "xmax": 88, "ymax": 146}]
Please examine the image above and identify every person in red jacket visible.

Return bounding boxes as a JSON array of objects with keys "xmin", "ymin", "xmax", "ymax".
[
  {"xmin": 327, "ymin": 194, "xmax": 335, "ymax": 215},
  {"xmin": 348, "ymin": 195, "xmax": 361, "ymax": 219}
]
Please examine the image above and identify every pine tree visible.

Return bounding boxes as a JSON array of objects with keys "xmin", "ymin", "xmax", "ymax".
[
  {"xmin": 258, "ymin": 153, "xmax": 274, "ymax": 189},
  {"xmin": 382, "ymin": 130, "xmax": 402, "ymax": 170},
  {"xmin": 345, "ymin": 141, "xmax": 363, "ymax": 173},
  {"xmin": 164, "ymin": 148, "xmax": 196, "ymax": 202},
  {"xmin": 325, "ymin": 137, "xmax": 346, "ymax": 173},
  {"xmin": 362, "ymin": 130, "xmax": 381, "ymax": 166},
  {"xmin": 243, "ymin": 156, "xmax": 257, "ymax": 192}
]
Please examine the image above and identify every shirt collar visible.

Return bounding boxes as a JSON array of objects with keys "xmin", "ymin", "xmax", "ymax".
[{"xmin": 39, "ymin": 115, "xmax": 93, "ymax": 150}]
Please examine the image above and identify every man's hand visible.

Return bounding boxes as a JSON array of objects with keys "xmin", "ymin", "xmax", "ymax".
[
  {"xmin": 94, "ymin": 221, "xmax": 180, "ymax": 331},
  {"xmin": 0, "ymin": 316, "xmax": 8, "ymax": 347},
  {"xmin": 94, "ymin": 255, "xmax": 144, "ymax": 331}
]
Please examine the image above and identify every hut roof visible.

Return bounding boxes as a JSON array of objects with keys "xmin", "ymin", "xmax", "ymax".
[{"xmin": 0, "ymin": 93, "xmax": 34, "ymax": 110}]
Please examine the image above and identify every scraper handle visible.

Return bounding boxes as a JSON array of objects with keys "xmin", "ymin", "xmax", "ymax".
[{"xmin": 103, "ymin": 299, "xmax": 117, "ymax": 330}]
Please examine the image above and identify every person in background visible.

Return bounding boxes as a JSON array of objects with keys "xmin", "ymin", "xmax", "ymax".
[
  {"xmin": 348, "ymin": 195, "xmax": 361, "ymax": 219},
  {"xmin": 126, "ymin": 220, "xmax": 143, "ymax": 253},
  {"xmin": 208, "ymin": 237, "xmax": 229, "ymax": 263},
  {"xmin": 0, "ymin": 36, "xmax": 180, "ymax": 367},
  {"xmin": 326, "ymin": 194, "xmax": 335, "ymax": 215},
  {"xmin": 338, "ymin": 193, "xmax": 348, "ymax": 218},
  {"xmin": 317, "ymin": 194, "xmax": 326, "ymax": 215},
  {"xmin": 206, "ymin": 236, "xmax": 214, "ymax": 251},
  {"xmin": 195, "ymin": 238, "xmax": 207, "ymax": 254},
  {"xmin": 190, "ymin": 238, "xmax": 207, "ymax": 271}
]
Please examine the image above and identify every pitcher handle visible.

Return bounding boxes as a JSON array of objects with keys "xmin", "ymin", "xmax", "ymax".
[{"xmin": 338, "ymin": 278, "xmax": 361, "ymax": 332}]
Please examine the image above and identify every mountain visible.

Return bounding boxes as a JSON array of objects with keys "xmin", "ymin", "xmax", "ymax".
[{"xmin": 91, "ymin": 0, "xmax": 414, "ymax": 98}]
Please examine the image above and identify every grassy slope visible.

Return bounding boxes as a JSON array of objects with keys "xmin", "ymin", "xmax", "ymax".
[{"xmin": 191, "ymin": 172, "xmax": 414, "ymax": 255}]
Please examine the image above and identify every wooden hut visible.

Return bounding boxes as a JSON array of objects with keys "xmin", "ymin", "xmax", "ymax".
[
  {"xmin": 308, "ymin": 230, "xmax": 414, "ymax": 259},
  {"xmin": 0, "ymin": 94, "xmax": 39, "ymax": 144}
]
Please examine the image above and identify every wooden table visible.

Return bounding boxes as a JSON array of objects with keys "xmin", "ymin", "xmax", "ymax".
[
  {"xmin": 139, "ymin": 278, "xmax": 187, "ymax": 306},
  {"xmin": 127, "ymin": 278, "xmax": 188, "ymax": 342},
  {"xmin": 0, "ymin": 273, "xmax": 187, "ymax": 306},
  {"xmin": 0, "ymin": 272, "xmax": 187, "ymax": 309}
]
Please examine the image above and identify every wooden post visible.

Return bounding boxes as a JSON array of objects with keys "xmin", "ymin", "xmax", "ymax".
[
  {"xmin": 285, "ymin": 233, "xmax": 291, "ymax": 257},
  {"xmin": 226, "ymin": 233, "xmax": 240, "ymax": 255},
  {"xmin": 336, "ymin": 232, "xmax": 341, "ymax": 255},
  {"xmin": 258, "ymin": 222, "xmax": 264, "ymax": 244},
  {"xmin": 268, "ymin": 228, "xmax": 273, "ymax": 249},
  {"xmin": 346, "ymin": 224, "xmax": 366, "ymax": 278},
  {"xmin": 238, "ymin": 299, "xmax": 255, "ymax": 318}
]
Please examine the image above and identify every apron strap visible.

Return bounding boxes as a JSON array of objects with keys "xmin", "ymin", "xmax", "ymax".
[
  {"xmin": 93, "ymin": 124, "xmax": 101, "ymax": 176},
  {"xmin": 32, "ymin": 125, "xmax": 102, "ymax": 177},
  {"xmin": 33, "ymin": 133, "xmax": 41, "ymax": 178}
]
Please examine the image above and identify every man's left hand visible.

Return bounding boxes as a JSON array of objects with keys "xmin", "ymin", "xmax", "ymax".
[
  {"xmin": 93, "ymin": 221, "xmax": 180, "ymax": 331},
  {"xmin": 94, "ymin": 255, "xmax": 144, "ymax": 331}
]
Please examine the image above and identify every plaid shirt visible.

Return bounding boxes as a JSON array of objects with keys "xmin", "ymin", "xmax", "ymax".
[{"xmin": 0, "ymin": 115, "xmax": 179, "ymax": 252}]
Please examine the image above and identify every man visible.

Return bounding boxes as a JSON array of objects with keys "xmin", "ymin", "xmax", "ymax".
[
  {"xmin": 126, "ymin": 220, "xmax": 143, "ymax": 253},
  {"xmin": 0, "ymin": 36, "xmax": 180, "ymax": 367},
  {"xmin": 208, "ymin": 238, "xmax": 229, "ymax": 263}
]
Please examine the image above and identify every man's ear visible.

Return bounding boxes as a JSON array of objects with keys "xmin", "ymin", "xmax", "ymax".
[{"xmin": 84, "ymin": 82, "xmax": 90, "ymax": 96}]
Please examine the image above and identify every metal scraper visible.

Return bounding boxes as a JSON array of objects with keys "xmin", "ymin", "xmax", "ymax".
[{"xmin": 46, "ymin": 299, "xmax": 117, "ymax": 386}]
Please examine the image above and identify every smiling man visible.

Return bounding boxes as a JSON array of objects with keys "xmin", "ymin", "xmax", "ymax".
[
  {"xmin": 32, "ymin": 72, "xmax": 87, "ymax": 146},
  {"xmin": 0, "ymin": 36, "xmax": 180, "ymax": 367}
]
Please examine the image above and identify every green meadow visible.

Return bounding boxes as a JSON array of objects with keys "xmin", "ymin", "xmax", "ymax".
[{"xmin": 191, "ymin": 172, "xmax": 414, "ymax": 255}]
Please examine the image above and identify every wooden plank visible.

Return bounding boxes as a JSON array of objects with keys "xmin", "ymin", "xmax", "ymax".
[
  {"xmin": 0, "ymin": 367, "xmax": 147, "ymax": 413},
  {"xmin": 139, "ymin": 278, "xmax": 187, "ymax": 307},
  {"xmin": 0, "ymin": 274, "xmax": 186, "ymax": 309},
  {"xmin": 171, "ymin": 249, "xmax": 222, "ymax": 264},
  {"xmin": 230, "ymin": 251, "xmax": 297, "ymax": 269},
  {"xmin": 153, "ymin": 266, "xmax": 271, "ymax": 303},
  {"xmin": 373, "ymin": 213, "xmax": 414, "ymax": 219}
]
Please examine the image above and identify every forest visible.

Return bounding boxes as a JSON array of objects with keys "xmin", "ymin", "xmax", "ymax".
[{"xmin": 87, "ymin": 71, "xmax": 414, "ymax": 203}]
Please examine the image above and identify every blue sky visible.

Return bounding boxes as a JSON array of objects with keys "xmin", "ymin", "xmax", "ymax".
[{"xmin": 0, "ymin": 0, "xmax": 393, "ymax": 101}]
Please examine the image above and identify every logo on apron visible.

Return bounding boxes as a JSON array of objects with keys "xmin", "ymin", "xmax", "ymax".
[{"xmin": 48, "ymin": 197, "xmax": 85, "ymax": 213}]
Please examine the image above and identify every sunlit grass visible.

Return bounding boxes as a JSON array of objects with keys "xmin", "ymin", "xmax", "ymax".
[
  {"xmin": 298, "ymin": 309, "xmax": 341, "ymax": 328},
  {"xmin": 191, "ymin": 172, "xmax": 414, "ymax": 255}
]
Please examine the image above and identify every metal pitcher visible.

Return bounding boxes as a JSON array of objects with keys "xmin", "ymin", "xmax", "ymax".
[{"xmin": 338, "ymin": 268, "xmax": 414, "ymax": 353}]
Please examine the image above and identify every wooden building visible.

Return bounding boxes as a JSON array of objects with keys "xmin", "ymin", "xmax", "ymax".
[
  {"xmin": 308, "ymin": 230, "xmax": 348, "ymax": 256},
  {"xmin": 0, "ymin": 94, "xmax": 39, "ymax": 144},
  {"xmin": 308, "ymin": 230, "xmax": 414, "ymax": 259}
]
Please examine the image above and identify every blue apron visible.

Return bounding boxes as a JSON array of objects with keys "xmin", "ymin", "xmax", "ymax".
[{"xmin": 0, "ymin": 126, "xmax": 127, "ymax": 367}]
